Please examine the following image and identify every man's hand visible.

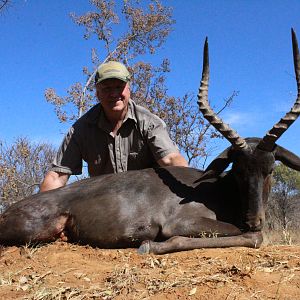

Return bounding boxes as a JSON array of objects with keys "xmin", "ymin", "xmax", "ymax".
[
  {"xmin": 157, "ymin": 152, "xmax": 188, "ymax": 167},
  {"xmin": 40, "ymin": 171, "xmax": 70, "ymax": 192}
]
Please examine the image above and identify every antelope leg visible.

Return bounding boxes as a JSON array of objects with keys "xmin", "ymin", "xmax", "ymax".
[{"xmin": 138, "ymin": 232, "xmax": 263, "ymax": 255}]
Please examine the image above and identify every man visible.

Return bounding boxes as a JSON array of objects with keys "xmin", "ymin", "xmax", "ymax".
[{"xmin": 40, "ymin": 61, "xmax": 188, "ymax": 192}]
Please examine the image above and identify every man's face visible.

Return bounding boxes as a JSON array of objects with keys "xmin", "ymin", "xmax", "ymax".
[{"xmin": 96, "ymin": 78, "xmax": 130, "ymax": 116}]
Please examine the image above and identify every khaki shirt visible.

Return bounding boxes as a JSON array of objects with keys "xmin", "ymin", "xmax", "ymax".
[{"xmin": 51, "ymin": 99, "xmax": 179, "ymax": 176}]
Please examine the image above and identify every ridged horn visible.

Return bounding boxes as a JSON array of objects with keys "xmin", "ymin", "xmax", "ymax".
[
  {"xmin": 258, "ymin": 28, "xmax": 300, "ymax": 152},
  {"xmin": 197, "ymin": 38, "xmax": 249, "ymax": 150}
]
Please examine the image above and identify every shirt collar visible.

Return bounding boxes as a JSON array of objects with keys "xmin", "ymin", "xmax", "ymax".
[{"xmin": 126, "ymin": 99, "xmax": 137, "ymax": 123}]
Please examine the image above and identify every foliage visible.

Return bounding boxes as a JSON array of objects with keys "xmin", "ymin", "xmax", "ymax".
[
  {"xmin": 266, "ymin": 163, "xmax": 300, "ymax": 230},
  {"xmin": 45, "ymin": 0, "xmax": 234, "ymax": 167},
  {"xmin": 0, "ymin": 137, "xmax": 56, "ymax": 210},
  {"xmin": 272, "ymin": 162, "xmax": 300, "ymax": 196},
  {"xmin": 45, "ymin": 0, "xmax": 175, "ymax": 122}
]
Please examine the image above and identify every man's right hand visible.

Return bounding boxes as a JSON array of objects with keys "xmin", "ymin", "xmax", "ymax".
[{"xmin": 39, "ymin": 171, "xmax": 70, "ymax": 192}]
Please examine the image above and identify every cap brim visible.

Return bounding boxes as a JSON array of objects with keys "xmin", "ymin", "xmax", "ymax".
[{"xmin": 95, "ymin": 76, "xmax": 129, "ymax": 85}]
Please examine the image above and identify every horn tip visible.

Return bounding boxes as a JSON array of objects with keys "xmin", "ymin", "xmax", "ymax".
[
  {"xmin": 204, "ymin": 37, "xmax": 209, "ymax": 49},
  {"xmin": 291, "ymin": 28, "xmax": 296, "ymax": 39}
]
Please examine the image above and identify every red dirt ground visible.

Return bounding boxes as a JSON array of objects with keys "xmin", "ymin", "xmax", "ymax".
[{"xmin": 0, "ymin": 242, "xmax": 299, "ymax": 299}]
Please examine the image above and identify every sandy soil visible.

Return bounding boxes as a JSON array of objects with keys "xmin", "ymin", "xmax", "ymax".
[{"xmin": 0, "ymin": 242, "xmax": 299, "ymax": 299}]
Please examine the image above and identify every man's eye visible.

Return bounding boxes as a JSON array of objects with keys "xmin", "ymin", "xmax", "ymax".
[
  {"xmin": 102, "ymin": 86, "xmax": 124, "ymax": 93},
  {"xmin": 115, "ymin": 86, "xmax": 125, "ymax": 91}
]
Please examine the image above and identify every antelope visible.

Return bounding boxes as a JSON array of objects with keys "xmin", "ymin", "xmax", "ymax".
[{"xmin": 0, "ymin": 29, "xmax": 299, "ymax": 254}]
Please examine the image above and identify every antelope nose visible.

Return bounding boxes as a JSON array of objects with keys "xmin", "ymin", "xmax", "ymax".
[
  {"xmin": 253, "ymin": 218, "xmax": 263, "ymax": 231},
  {"xmin": 246, "ymin": 215, "xmax": 265, "ymax": 231}
]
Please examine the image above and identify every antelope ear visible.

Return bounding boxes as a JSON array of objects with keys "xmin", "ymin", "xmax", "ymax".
[
  {"xmin": 274, "ymin": 145, "xmax": 300, "ymax": 171},
  {"xmin": 196, "ymin": 147, "xmax": 233, "ymax": 182}
]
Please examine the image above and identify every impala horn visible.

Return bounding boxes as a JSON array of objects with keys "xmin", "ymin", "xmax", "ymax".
[
  {"xmin": 258, "ymin": 28, "xmax": 300, "ymax": 152},
  {"xmin": 197, "ymin": 38, "xmax": 249, "ymax": 150}
]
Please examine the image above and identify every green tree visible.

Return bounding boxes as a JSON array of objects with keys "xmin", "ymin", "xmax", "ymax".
[{"xmin": 266, "ymin": 163, "xmax": 300, "ymax": 230}]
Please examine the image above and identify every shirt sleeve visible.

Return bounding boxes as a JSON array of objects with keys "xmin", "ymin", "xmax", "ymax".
[
  {"xmin": 50, "ymin": 126, "xmax": 83, "ymax": 175},
  {"xmin": 145, "ymin": 116, "xmax": 179, "ymax": 161}
]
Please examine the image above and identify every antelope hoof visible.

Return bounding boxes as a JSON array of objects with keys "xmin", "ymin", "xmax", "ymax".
[{"xmin": 137, "ymin": 241, "xmax": 151, "ymax": 254}]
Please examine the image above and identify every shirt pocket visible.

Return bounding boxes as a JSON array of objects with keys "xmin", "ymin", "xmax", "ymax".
[
  {"xmin": 127, "ymin": 147, "xmax": 156, "ymax": 170},
  {"xmin": 127, "ymin": 152, "xmax": 139, "ymax": 170},
  {"xmin": 87, "ymin": 154, "xmax": 103, "ymax": 176}
]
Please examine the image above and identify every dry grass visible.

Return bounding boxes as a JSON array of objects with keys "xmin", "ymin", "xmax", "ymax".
[
  {"xmin": 0, "ymin": 242, "xmax": 300, "ymax": 299},
  {"xmin": 263, "ymin": 229, "xmax": 300, "ymax": 246}
]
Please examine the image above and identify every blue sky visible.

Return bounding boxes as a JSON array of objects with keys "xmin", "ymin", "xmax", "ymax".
[{"xmin": 1, "ymin": 0, "xmax": 300, "ymax": 163}]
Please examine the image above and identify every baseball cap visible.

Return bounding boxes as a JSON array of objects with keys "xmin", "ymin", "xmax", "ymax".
[{"xmin": 95, "ymin": 61, "xmax": 131, "ymax": 85}]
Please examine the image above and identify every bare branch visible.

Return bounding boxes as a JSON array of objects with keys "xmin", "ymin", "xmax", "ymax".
[{"xmin": 0, "ymin": 0, "xmax": 9, "ymax": 11}]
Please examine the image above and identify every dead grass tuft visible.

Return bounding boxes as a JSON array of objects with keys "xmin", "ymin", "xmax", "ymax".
[
  {"xmin": 0, "ymin": 244, "xmax": 299, "ymax": 299},
  {"xmin": 263, "ymin": 229, "xmax": 300, "ymax": 246}
]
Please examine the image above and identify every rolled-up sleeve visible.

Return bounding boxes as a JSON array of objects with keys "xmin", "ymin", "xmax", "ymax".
[
  {"xmin": 50, "ymin": 127, "xmax": 83, "ymax": 175},
  {"xmin": 146, "ymin": 117, "xmax": 179, "ymax": 161}
]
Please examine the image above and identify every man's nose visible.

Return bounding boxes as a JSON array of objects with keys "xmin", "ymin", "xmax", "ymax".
[{"xmin": 109, "ymin": 87, "xmax": 122, "ymax": 96}]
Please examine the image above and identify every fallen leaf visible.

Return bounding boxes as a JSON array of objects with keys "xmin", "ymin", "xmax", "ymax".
[{"xmin": 189, "ymin": 287, "xmax": 197, "ymax": 296}]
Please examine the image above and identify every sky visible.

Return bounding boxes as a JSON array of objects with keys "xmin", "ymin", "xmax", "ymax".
[{"xmin": 1, "ymin": 0, "xmax": 300, "ymax": 164}]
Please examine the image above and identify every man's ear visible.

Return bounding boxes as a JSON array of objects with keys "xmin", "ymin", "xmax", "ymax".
[{"xmin": 95, "ymin": 85, "xmax": 101, "ymax": 101}]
